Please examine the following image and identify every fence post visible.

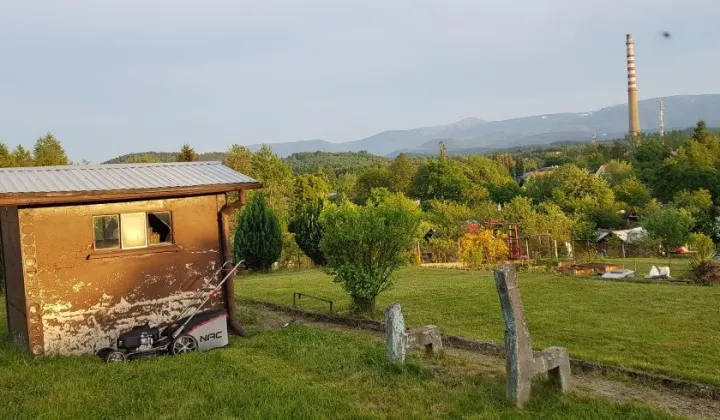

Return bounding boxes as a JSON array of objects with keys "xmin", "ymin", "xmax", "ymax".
[{"xmin": 525, "ymin": 240, "xmax": 530, "ymax": 260}]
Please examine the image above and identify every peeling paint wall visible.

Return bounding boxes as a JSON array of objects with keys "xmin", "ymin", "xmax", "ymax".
[{"xmin": 18, "ymin": 195, "xmax": 225, "ymax": 356}]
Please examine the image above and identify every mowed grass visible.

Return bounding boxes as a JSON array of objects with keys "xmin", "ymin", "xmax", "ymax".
[
  {"xmin": 239, "ymin": 265, "xmax": 720, "ymax": 386},
  {"xmin": 0, "ymin": 302, "xmax": 671, "ymax": 419}
]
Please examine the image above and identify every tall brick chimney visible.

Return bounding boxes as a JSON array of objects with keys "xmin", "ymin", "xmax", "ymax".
[{"xmin": 626, "ymin": 34, "xmax": 641, "ymax": 137}]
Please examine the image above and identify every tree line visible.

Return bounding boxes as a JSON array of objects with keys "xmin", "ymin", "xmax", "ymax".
[
  {"xmin": 0, "ymin": 133, "xmax": 70, "ymax": 167},
  {"xmin": 227, "ymin": 120, "xmax": 720, "ymax": 313}
]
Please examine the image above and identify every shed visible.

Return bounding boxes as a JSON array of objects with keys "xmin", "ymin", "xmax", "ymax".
[{"xmin": 0, "ymin": 161, "xmax": 261, "ymax": 356}]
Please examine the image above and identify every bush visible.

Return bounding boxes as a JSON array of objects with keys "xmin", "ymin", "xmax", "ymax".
[
  {"xmin": 687, "ymin": 232, "xmax": 716, "ymax": 262},
  {"xmin": 288, "ymin": 198, "xmax": 326, "ymax": 266},
  {"xmin": 459, "ymin": 227, "xmax": 509, "ymax": 267},
  {"xmin": 688, "ymin": 260, "xmax": 720, "ymax": 286},
  {"xmin": 320, "ymin": 191, "xmax": 422, "ymax": 313},
  {"xmin": 426, "ymin": 237, "xmax": 459, "ymax": 263},
  {"xmin": 234, "ymin": 194, "xmax": 283, "ymax": 271}
]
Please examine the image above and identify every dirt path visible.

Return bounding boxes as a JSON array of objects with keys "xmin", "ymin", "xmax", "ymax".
[{"xmin": 246, "ymin": 306, "xmax": 720, "ymax": 420}]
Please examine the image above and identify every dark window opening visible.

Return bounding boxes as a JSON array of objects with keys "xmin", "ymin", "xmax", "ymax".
[
  {"xmin": 93, "ymin": 215, "xmax": 120, "ymax": 250},
  {"xmin": 148, "ymin": 212, "xmax": 173, "ymax": 245}
]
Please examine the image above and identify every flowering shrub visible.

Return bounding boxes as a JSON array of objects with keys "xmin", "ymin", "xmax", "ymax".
[{"xmin": 459, "ymin": 227, "xmax": 509, "ymax": 267}]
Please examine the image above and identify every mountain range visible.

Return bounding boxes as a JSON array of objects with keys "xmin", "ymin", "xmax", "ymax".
[{"xmin": 244, "ymin": 94, "xmax": 720, "ymax": 157}]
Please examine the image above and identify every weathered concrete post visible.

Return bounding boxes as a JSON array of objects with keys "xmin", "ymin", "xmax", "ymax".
[
  {"xmin": 385, "ymin": 302, "xmax": 442, "ymax": 363},
  {"xmin": 494, "ymin": 264, "xmax": 572, "ymax": 408},
  {"xmin": 495, "ymin": 265, "xmax": 534, "ymax": 407},
  {"xmin": 385, "ymin": 302, "xmax": 408, "ymax": 362}
]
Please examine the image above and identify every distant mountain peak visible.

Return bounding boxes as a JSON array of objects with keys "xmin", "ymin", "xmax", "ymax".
[
  {"xmin": 240, "ymin": 94, "xmax": 720, "ymax": 158},
  {"xmin": 451, "ymin": 117, "xmax": 486, "ymax": 127}
]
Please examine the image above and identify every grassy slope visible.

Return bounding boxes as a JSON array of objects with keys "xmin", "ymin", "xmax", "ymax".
[
  {"xmin": 0, "ymin": 301, "xmax": 670, "ymax": 419},
  {"xmin": 239, "ymin": 266, "xmax": 720, "ymax": 386}
]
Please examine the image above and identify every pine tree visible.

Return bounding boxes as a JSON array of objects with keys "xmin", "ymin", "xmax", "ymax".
[
  {"xmin": 33, "ymin": 132, "xmax": 70, "ymax": 166},
  {"xmin": 177, "ymin": 144, "xmax": 199, "ymax": 162},
  {"xmin": 234, "ymin": 194, "xmax": 282, "ymax": 271},
  {"xmin": 288, "ymin": 198, "xmax": 326, "ymax": 266},
  {"xmin": 0, "ymin": 142, "xmax": 11, "ymax": 167},
  {"xmin": 10, "ymin": 145, "xmax": 33, "ymax": 167}
]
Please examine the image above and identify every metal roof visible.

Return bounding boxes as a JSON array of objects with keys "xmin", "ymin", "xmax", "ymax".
[{"xmin": 0, "ymin": 161, "xmax": 259, "ymax": 196}]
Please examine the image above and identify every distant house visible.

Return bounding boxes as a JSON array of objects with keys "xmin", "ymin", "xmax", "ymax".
[{"xmin": 0, "ymin": 162, "xmax": 261, "ymax": 356}]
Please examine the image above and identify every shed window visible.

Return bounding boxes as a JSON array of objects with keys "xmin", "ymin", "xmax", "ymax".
[
  {"xmin": 93, "ymin": 215, "xmax": 120, "ymax": 250},
  {"xmin": 120, "ymin": 212, "xmax": 148, "ymax": 249},
  {"xmin": 93, "ymin": 211, "xmax": 174, "ymax": 252},
  {"xmin": 148, "ymin": 212, "xmax": 173, "ymax": 245}
]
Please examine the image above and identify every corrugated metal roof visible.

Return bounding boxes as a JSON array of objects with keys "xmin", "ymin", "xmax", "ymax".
[{"xmin": 0, "ymin": 161, "xmax": 259, "ymax": 194}]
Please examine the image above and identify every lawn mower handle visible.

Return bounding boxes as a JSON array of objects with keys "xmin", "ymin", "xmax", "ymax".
[{"xmin": 171, "ymin": 259, "xmax": 246, "ymax": 339}]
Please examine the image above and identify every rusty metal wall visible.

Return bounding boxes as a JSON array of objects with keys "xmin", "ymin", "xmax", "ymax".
[
  {"xmin": 18, "ymin": 194, "xmax": 226, "ymax": 356},
  {"xmin": 0, "ymin": 206, "xmax": 29, "ymax": 349}
]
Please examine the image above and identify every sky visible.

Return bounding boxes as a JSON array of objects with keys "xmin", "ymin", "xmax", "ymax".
[{"xmin": 1, "ymin": 0, "xmax": 719, "ymax": 162}]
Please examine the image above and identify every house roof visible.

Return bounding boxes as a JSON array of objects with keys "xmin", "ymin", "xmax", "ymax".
[{"xmin": 0, "ymin": 161, "xmax": 261, "ymax": 206}]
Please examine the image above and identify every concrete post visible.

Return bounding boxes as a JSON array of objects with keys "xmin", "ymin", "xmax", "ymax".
[{"xmin": 385, "ymin": 303, "xmax": 407, "ymax": 363}]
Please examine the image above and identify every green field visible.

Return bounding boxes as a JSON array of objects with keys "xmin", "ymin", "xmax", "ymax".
[
  {"xmin": 0, "ymin": 300, "xmax": 670, "ymax": 419},
  {"xmin": 239, "ymin": 265, "xmax": 720, "ymax": 386}
]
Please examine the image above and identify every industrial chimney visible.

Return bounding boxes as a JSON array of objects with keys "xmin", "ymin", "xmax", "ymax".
[{"xmin": 626, "ymin": 34, "xmax": 641, "ymax": 136}]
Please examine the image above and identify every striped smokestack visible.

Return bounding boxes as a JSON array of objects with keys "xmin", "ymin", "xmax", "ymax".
[{"xmin": 626, "ymin": 34, "xmax": 641, "ymax": 136}]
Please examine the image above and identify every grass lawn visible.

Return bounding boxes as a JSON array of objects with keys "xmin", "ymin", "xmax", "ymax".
[
  {"xmin": 239, "ymin": 265, "xmax": 720, "ymax": 386},
  {"xmin": 0, "ymin": 300, "xmax": 670, "ymax": 419}
]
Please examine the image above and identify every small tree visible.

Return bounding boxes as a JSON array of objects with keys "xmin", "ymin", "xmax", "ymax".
[
  {"xmin": 234, "ymin": 194, "xmax": 282, "ymax": 271},
  {"xmin": 288, "ymin": 198, "xmax": 326, "ymax": 266},
  {"xmin": 320, "ymin": 191, "xmax": 421, "ymax": 313},
  {"xmin": 687, "ymin": 232, "xmax": 720, "ymax": 286},
  {"xmin": 177, "ymin": 144, "xmax": 199, "ymax": 162},
  {"xmin": 224, "ymin": 144, "xmax": 253, "ymax": 174},
  {"xmin": 688, "ymin": 233, "xmax": 716, "ymax": 261},
  {"xmin": 33, "ymin": 132, "xmax": 70, "ymax": 166},
  {"xmin": 643, "ymin": 207, "xmax": 695, "ymax": 251},
  {"xmin": 10, "ymin": 145, "xmax": 33, "ymax": 167}
]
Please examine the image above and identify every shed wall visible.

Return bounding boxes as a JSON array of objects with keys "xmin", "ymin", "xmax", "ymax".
[
  {"xmin": 19, "ymin": 194, "xmax": 225, "ymax": 355},
  {"xmin": 1, "ymin": 206, "xmax": 29, "ymax": 349}
]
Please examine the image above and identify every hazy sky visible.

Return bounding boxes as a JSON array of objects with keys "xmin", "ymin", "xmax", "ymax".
[{"xmin": 1, "ymin": 0, "xmax": 718, "ymax": 161}]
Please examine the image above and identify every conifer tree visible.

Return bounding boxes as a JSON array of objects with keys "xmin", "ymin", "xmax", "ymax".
[
  {"xmin": 234, "ymin": 194, "xmax": 282, "ymax": 271},
  {"xmin": 177, "ymin": 143, "xmax": 199, "ymax": 162},
  {"xmin": 288, "ymin": 198, "xmax": 326, "ymax": 266},
  {"xmin": 33, "ymin": 132, "xmax": 70, "ymax": 166}
]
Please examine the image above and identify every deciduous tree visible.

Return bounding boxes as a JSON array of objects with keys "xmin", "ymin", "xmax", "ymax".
[
  {"xmin": 224, "ymin": 144, "xmax": 253, "ymax": 174},
  {"xmin": 320, "ymin": 191, "xmax": 421, "ymax": 313},
  {"xmin": 288, "ymin": 198, "xmax": 326, "ymax": 266},
  {"xmin": 643, "ymin": 207, "xmax": 695, "ymax": 250},
  {"xmin": 387, "ymin": 153, "xmax": 417, "ymax": 194}
]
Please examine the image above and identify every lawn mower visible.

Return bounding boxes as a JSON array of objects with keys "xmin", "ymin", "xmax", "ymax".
[{"xmin": 96, "ymin": 260, "xmax": 246, "ymax": 363}]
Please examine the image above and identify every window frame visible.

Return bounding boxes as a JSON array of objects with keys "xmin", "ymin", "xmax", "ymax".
[
  {"xmin": 120, "ymin": 212, "xmax": 149, "ymax": 250},
  {"xmin": 92, "ymin": 214, "xmax": 121, "ymax": 251},
  {"xmin": 92, "ymin": 210, "xmax": 175, "ymax": 253},
  {"xmin": 147, "ymin": 211, "xmax": 174, "ymax": 247}
]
